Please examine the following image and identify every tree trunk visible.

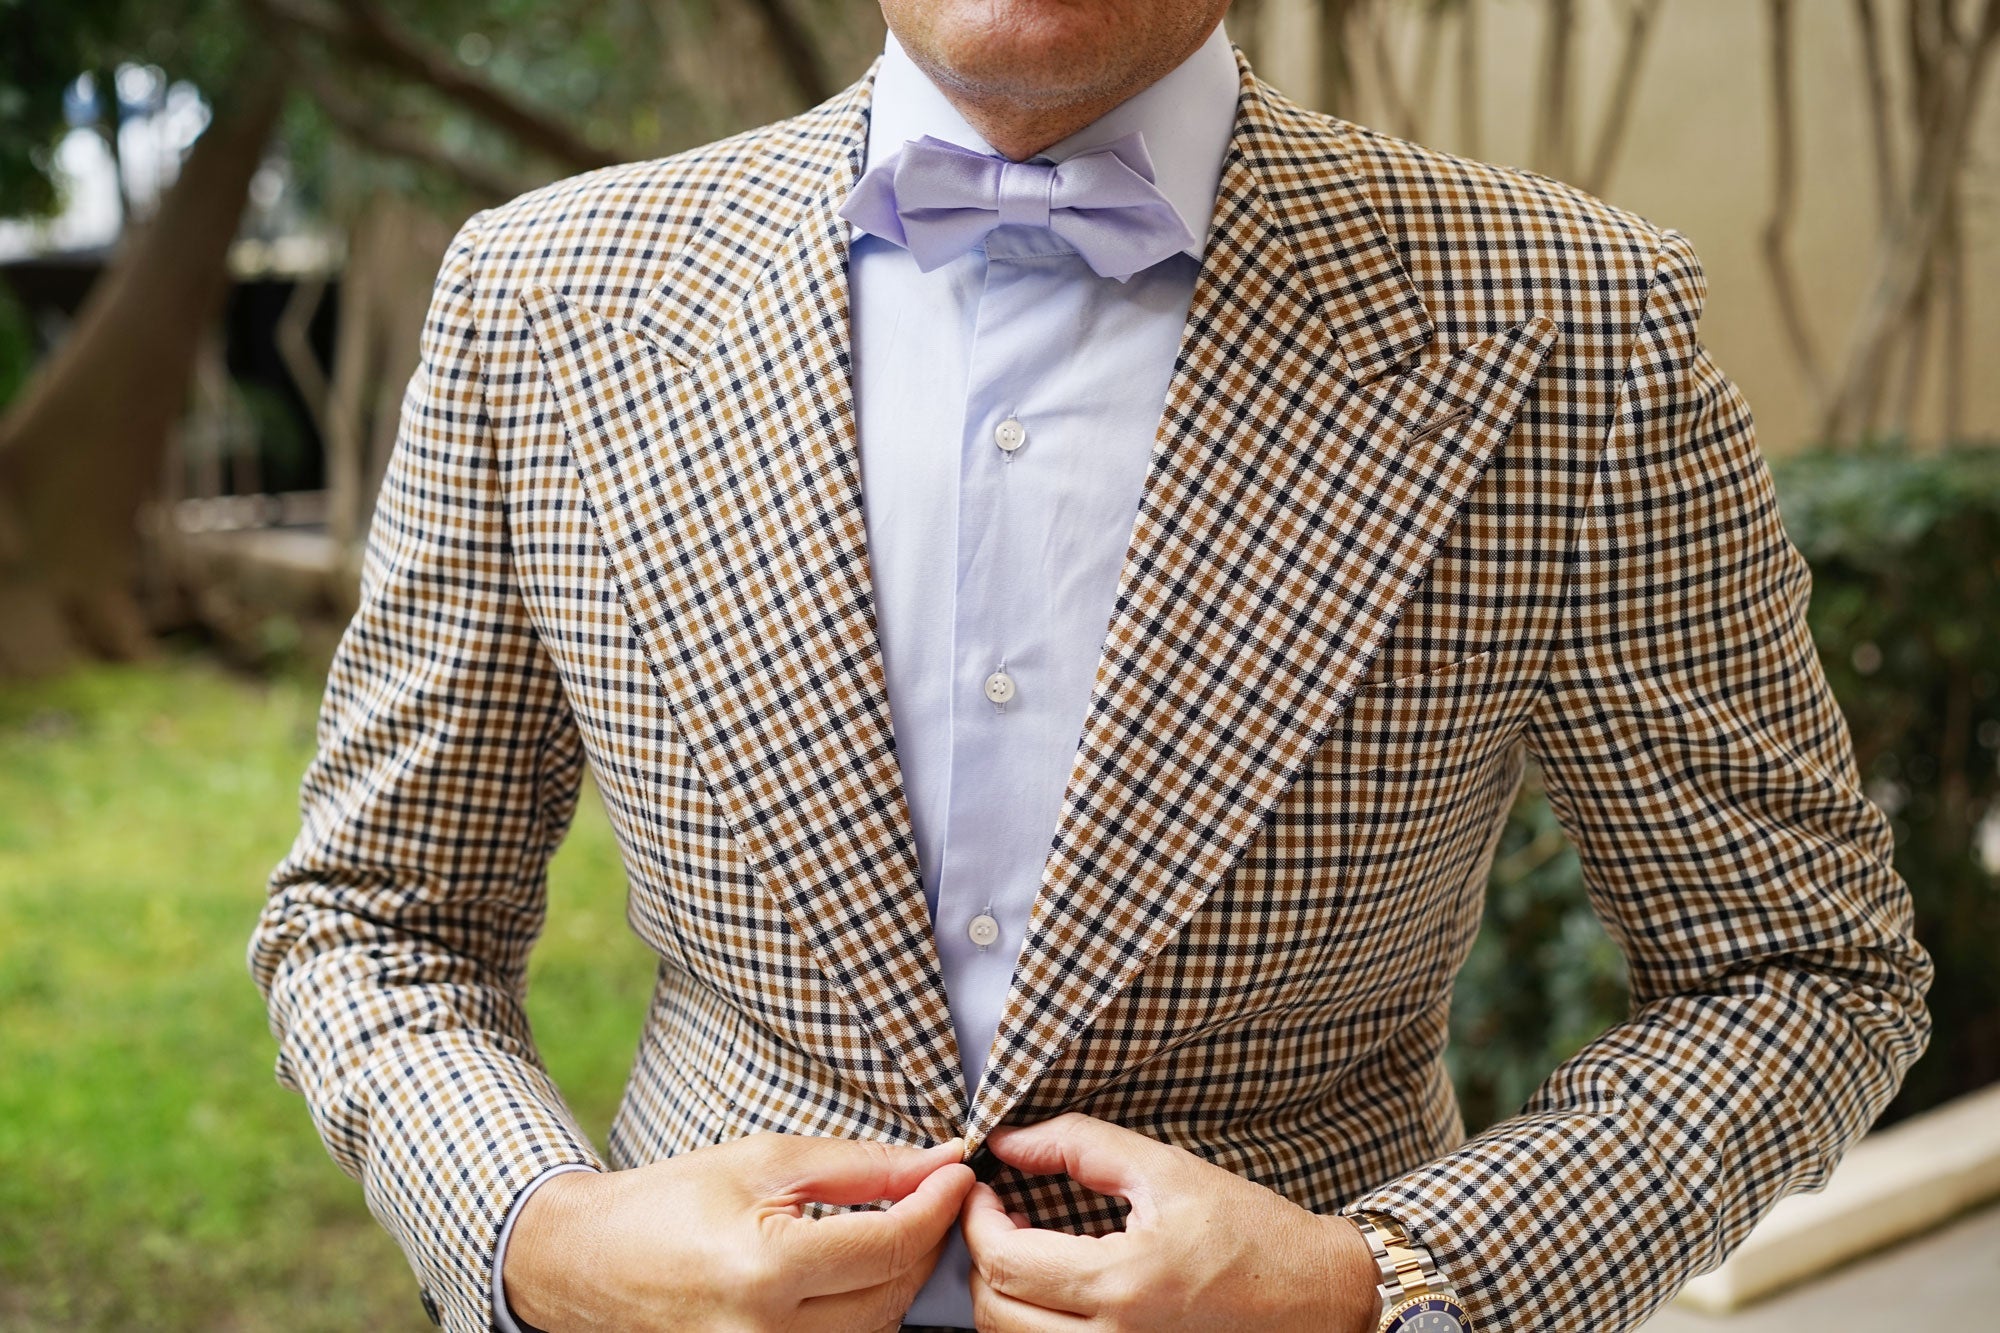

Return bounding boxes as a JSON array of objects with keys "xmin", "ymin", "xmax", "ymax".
[
  {"xmin": 1532, "ymin": 0, "xmax": 1578, "ymax": 179},
  {"xmin": 0, "ymin": 69, "xmax": 287, "ymax": 678},
  {"xmin": 1820, "ymin": 2, "xmax": 1998, "ymax": 444}
]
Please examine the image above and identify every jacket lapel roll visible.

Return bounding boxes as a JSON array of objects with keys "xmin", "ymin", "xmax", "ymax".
[
  {"xmin": 968, "ymin": 71, "xmax": 1560, "ymax": 1143},
  {"xmin": 520, "ymin": 84, "xmax": 969, "ymax": 1139}
]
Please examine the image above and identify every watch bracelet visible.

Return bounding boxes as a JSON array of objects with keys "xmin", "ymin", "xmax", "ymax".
[{"xmin": 1348, "ymin": 1209, "xmax": 1453, "ymax": 1326}]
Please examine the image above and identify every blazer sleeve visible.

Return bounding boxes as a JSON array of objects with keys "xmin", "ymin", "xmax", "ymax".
[
  {"xmin": 248, "ymin": 214, "xmax": 605, "ymax": 1333},
  {"xmin": 1339, "ymin": 229, "xmax": 1933, "ymax": 1330}
]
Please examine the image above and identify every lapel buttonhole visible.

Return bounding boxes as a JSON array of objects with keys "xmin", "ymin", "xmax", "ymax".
[{"xmin": 1402, "ymin": 404, "xmax": 1475, "ymax": 447}]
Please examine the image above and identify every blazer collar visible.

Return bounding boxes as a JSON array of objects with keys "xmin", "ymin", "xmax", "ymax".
[
  {"xmin": 525, "ymin": 73, "xmax": 979, "ymax": 1140},
  {"xmin": 521, "ymin": 53, "xmax": 1557, "ymax": 1146},
  {"xmin": 618, "ymin": 44, "xmax": 1437, "ymax": 382}
]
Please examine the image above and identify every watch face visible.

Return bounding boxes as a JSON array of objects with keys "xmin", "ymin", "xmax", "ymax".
[{"xmin": 1384, "ymin": 1294, "xmax": 1469, "ymax": 1333}]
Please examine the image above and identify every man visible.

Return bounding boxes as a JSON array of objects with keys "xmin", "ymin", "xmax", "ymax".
[{"xmin": 250, "ymin": 0, "xmax": 1932, "ymax": 1329}]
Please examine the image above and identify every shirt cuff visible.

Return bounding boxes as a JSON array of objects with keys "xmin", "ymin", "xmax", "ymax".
[{"xmin": 492, "ymin": 1163, "xmax": 598, "ymax": 1333}]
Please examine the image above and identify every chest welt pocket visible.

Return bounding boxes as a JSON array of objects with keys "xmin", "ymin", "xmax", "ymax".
[{"xmin": 1312, "ymin": 650, "xmax": 1516, "ymax": 775}]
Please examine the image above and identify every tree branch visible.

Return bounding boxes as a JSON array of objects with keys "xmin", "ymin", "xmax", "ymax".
[
  {"xmin": 1408, "ymin": 1, "xmax": 1448, "ymax": 145},
  {"xmin": 1886, "ymin": 232, "xmax": 1935, "ymax": 442},
  {"xmin": 1823, "ymin": 0, "xmax": 2000, "ymax": 442},
  {"xmin": 744, "ymin": 0, "xmax": 833, "ymax": 106},
  {"xmin": 1367, "ymin": 1, "xmax": 1419, "ymax": 139},
  {"xmin": 1582, "ymin": 0, "xmax": 1662, "ymax": 197},
  {"xmin": 1761, "ymin": 0, "xmax": 1826, "ymax": 406},
  {"xmin": 1940, "ymin": 189, "xmax": 1966, "ymax": 443},
  {"xmin": 1319, "ymin": 0, "xmax": 1367, "ymax": 120},
  {"xmin": 1531, "ymin": 0, "xmax": 1577, "ymax": 178},
  {"xmin": 261, "ymin": 0, "xmax": 626, "ymax": 171},
  {"xmin": 1456, "ymin": 0, "xmax": 1484, "ymax": 159},
  {"xmin": 1850, "ymin": 0, "xmax": 1898, "ymax": 225},
  {"xmin": 294, "ymin": 57, "xmax": 539, "ymax": 201}
]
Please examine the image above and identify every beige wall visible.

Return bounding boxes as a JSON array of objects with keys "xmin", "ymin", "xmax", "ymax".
[{"xmin": 1247, "ymin": 0, "xmax": 2000, "ymax": 455}]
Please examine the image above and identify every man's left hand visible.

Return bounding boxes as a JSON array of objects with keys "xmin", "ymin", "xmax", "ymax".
[{"xmin": 960, "ymin": 1113, "xmax": 1379, "ymax": 1331}]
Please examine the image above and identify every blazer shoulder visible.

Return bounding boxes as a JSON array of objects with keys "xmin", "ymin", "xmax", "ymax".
[
  {"xmin": 1257, "ymin": 85, "xmax": 1678, "ymax": 335},
  {"xmin": 1355, "ymin": 124, "xmax": 1665, "ymax": 247},
  {"xmin": 452, "ymin": 91, "xmax": 861, "ymax": 321}
]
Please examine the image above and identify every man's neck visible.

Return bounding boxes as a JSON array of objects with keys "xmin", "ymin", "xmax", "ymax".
[
  {"xmin": 897, "ymin": 26, "xmax": 1225, "ymax": 163},
  {"xmin": 935, "ymin": 89, "xmax": 1139, "ymax": 163}
]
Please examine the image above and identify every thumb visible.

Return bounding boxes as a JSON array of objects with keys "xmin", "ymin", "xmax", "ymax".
[
  {"xmin": 983, "ymin": 1113, "xmax": 1177, "ymax": 1205},
  {"xmin": 783, "ymin": 1161, "xmax": 974, "ymax": 1297},
  {"xmin": 765, "ymin": 1135, "xmax": 967, "ymax": 1207}
]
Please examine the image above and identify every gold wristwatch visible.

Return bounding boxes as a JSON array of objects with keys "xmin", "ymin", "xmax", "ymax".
[{"xmin": 1348, "ymin": 1210, "xmax": 1472, "ymax": 1333}]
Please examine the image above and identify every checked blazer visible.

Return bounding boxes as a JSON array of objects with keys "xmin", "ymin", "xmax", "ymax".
[{"xmin": 251, "ymin": 49, "xmax": 1931, "ymax": 1333}]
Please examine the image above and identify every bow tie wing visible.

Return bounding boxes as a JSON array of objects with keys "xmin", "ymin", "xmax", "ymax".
[
  {"xmin": 883, "ymin": 137, "xmax": 1008, "ymax": 272},
  {"xmin": 1050, "ymin": 150, "xmax": 1181, "ymax": 213},
  {"xmin": 840, "ymin": 136, "xmax": 1000, "ymax": 271},
  {"xmin": 840, "ymin": 162, "xmax": 911, "ymax": 249},
  {"xmin": 1046, "ymin": 150, "xmax": 1197, "ymax": 281}
]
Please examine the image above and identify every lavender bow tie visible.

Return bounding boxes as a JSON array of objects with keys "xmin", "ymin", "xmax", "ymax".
[{"xmin": 839, "ymin": 132, "xmax": 1196, "ymax": 281}]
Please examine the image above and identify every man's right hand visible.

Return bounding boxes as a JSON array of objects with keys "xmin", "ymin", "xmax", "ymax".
[{"xmin": 502, "ymin": 1134, "xmax": 974, "ymax": 1332}]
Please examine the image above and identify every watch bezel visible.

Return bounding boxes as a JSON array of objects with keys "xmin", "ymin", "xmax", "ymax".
[{"xmin": 1381, "ymin": 1292, "xmax": 1471, "ymax": 1332}]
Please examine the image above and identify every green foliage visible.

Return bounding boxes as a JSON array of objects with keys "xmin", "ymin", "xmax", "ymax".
[
  {"xmin": 232, "ymin": 375, "xmax": 314, "ymax": 491},
  {"xmin": 332, "ymin": 0, "xmax": 882, "ymax": 175},
  {"xmin": 385, "ymin": 0, "xmax": 693, "ymax": 154},
  {"xmin": 0, "ymin": 281, "xmax": 34, "ymax": 408},
  {"xmin": 1774, "ymin": 443, "xmax": 2000, "ymax": 1120},
  {"xmin": 0, "ymin": 656, "xmax": 655, "ymax": 1330},
  {"xmin": 1447, "ymin": 765, "xmax": 1624, "ymax": 1133},
  {"xmin": 1, "ymin": 0, "xmax": 884, "ymax": 241},
  {"xmin": 0, "ymin": 0, "xmax": 249, "ymax": 217},
  {"xmin": 1448, "ymin": 443, "xmax": 2000, "ymax": 1135}
]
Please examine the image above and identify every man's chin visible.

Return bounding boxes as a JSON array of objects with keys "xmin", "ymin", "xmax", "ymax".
[
  {"xmin": 888, "ymin": 0, "xmax": 1143, "ymax": 104},
  {"xmin": 911, "ymin": 31, "xmax": 1119, "ymax": 109}
]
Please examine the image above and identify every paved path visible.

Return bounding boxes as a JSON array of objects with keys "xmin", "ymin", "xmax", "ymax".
[{"xmin": 1642, "ymin": 1200, "xmax": 2000, "ymax": 1330}]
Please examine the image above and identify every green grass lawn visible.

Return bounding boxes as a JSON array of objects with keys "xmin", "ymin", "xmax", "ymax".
[{"xmin": 0, "ymin": 655, "xmax": 657, "ymax": 1331}]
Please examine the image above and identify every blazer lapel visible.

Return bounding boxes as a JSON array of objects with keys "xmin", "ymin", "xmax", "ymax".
[
  {"xmin": 969, "ymin": 70, "xmax": 1560, "ymax": 1144},
  {"xmin": 520, "ymin": 77, "xmax": 968, "ymax": 1138}
]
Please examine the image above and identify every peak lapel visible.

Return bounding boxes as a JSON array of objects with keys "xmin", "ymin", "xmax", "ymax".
[
  {"xmin": 521, "ymin": 77, "xmax": 967, "ymax": 1138},
  {"xmin": 968, "ymin": 71, "xmax": 1559, "ymax": 1143}
]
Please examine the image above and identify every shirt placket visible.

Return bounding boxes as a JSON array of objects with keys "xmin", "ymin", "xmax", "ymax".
[{"xmin": 934, "ymin": 247, "xmax": 1070, "ymax": 1094}]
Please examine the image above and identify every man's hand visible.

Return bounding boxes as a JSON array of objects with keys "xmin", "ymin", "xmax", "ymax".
[
  {"xmin": 504, "ymin": 1133, "xmax": 974, "ymax": 1332},
  {"xmin": 961, "ymin": 1114, "xmax": 1379, "ymax": 1332}
]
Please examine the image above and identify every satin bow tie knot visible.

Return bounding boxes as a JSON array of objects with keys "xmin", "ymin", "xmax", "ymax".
[{"xmin": 839, "ymin": 132, "xmax": 1197, "ymax": 281}]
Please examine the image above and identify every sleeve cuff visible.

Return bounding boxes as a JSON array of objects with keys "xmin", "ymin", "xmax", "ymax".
[{"xmin": 491, "ymin": 1163, "xmax": 599, "ymax": 1333}]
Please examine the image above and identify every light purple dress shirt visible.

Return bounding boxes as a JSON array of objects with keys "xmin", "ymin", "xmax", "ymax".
[{"xmin": 495, "ymin": 24, "xmax": 1240, "ymax": 1331}]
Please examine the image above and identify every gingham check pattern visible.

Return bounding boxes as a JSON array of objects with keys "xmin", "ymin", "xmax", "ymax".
[{"xmin": 251, "ymin": 49, "xmax": 1932, "ymax": 1333}]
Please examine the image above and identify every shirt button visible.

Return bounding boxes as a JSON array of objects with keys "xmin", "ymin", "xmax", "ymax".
[
  {"xmin": 967, "ymin": 914, "xmax": 1002, "ymax": 947},
  {"xmin": 994, "ymin": 418, "xmax": 1027, "ymax": 453},
  {"xmin": 984, "ymin": 670, "xmax": 1016, "ymax": 705}
]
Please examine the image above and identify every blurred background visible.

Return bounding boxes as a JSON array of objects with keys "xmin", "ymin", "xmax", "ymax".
[{"xmin": 0, "ymin": 1, "xmax": 1995, "ymax": 1328}]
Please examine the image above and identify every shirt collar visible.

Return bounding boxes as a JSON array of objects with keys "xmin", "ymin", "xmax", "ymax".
[{"xmin": 860, "ymin": 22, "xmax": 1240, "ymax": 261}]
